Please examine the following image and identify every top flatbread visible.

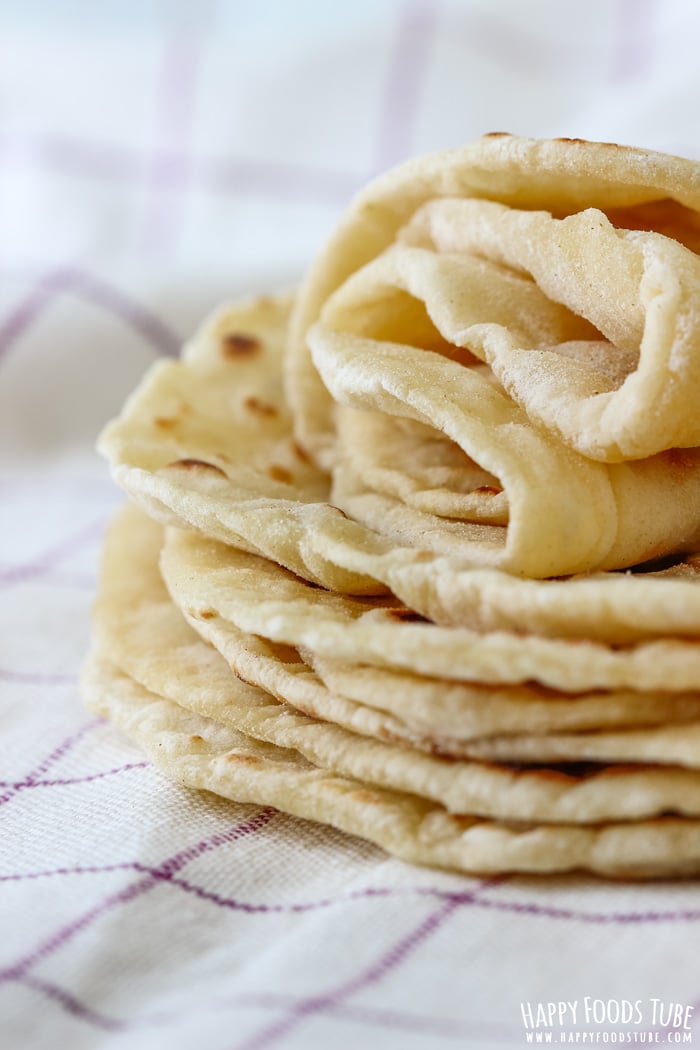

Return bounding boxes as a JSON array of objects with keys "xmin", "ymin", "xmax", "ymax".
[{"xmin": 287, "ymin": 133, "xmax": 700, "ymax": 465}]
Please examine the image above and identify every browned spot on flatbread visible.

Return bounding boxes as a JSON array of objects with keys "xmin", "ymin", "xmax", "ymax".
[
  {"xmin": 385, "ymin": 607, "xmax": 429, "ymax": 623},
  {"xmin": 154, "ymin": 416, "xmax": 178, "ymax": 429},
  {"xmin": 190, "ymin": 735, "xmax": 204, "ymax": 744},
  {"xmin": 167, "ymin": 458, "xmax": 227, "ymax": 477},
  {"xmin": 226, "ymin": 752, "xmax": 261, "ymax": 765},
  {"xmin": 473, "ymin": 485, "xmax": 503, "ymax": 496},
  {"xmin": 243, "ymin": 396, "xmax": 278, "ymax": 417},
  {"xmin": 267, "ymin": 464, "xmax": 293, "ymax": 484},
  {"xmin": 291, "ymin": 440, "xmax": 312, "ymax": 464},
  {"xmin": 484, "ymin": 131, "xmax": 510, "ymax": 138},
  {"xmin": 221, "ymin": 332, "xmax": 261, "ymax": 358},
  {"xmin": 191, "ymin": 608, "xmax": 217, "ymax": 620},
  {"xmin": 554, "ymin": 136, "xmax": 625, "ymax": 150}
]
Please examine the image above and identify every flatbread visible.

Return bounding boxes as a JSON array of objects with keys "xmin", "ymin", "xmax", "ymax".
[
  {"xmin": 335, "ymin": 408, "xmax": 508, "ymax": 524},
  {"xmin": 89, "ymin": 136, "xmax": 700, "ymax": 880},
  {"xmin": 95, "ymin": 505, "xmax": 700, "ymax": 822},
  {"xmin": 452, "ymin": 725, "xmax": 700, "ymax": 768},
  {"xmin": 81, "ymin": 651, "xmax": 700, "ymax": 877},
  {"xmin": 99, "ymin": 292, "xmax": 700, "ymax": 641},
  {"xmin": 161, "ymin": 526, "xmax": 700, "ymax": 694},
  {"xmin": 287, "ymin": 133, "xmax": 700, "ymax": 466},
  {"xmin": 310, "ymin": 656, "xmax": 700, "ymax": 748},
  {"xmin": 308, "ymin": 247, "xmax": 700, "ymax": 574}
]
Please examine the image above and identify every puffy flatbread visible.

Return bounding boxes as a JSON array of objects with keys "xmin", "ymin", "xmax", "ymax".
[
  {"xmin": 308, "ymin": 247, "xmax": 700, "ymax": 574},
  {"xmin": 99, "ymin": 292, "xmax": 700, "ymax": 640},
  {"xmin": 287, "ymin": 133, "xmax": 700, "ymax": 465}
]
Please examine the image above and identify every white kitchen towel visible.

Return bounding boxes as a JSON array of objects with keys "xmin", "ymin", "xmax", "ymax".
[{"xmin": 2, "ymin": 2, "xmax": 700, "ymax": 1048}]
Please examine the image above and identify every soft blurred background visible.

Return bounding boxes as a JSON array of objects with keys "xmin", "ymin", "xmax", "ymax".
[
  {"xmin": 2, "ymin": 0, "xmax": 699, "ymax": 479},
  {"xmin": 4, "ymin": 4, "xmax": 700, "ymax": 1047}
]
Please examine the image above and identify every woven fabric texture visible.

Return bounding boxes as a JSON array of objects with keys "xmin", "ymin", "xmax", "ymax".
[{"xmin": 2, "ymin": 2, "xmax": 700, "ymax": 1047}]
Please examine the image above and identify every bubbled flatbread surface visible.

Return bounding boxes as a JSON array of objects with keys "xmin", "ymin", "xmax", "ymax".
[{"xmin": 98, "ymin": 293, "xmax": 378, "ymax": 595}]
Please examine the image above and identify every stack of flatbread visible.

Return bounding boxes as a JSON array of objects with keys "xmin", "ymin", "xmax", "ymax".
[{"xmin": 84, "ymin": 134, "xmax": 700, "ymax": 878}]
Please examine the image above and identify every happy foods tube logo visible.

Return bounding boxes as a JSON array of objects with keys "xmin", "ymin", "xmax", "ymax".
[{"xmin": 519, "ymin": 999, "xmax": 694, "ymax": 1043}]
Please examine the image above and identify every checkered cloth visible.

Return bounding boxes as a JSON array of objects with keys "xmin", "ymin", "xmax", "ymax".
[{"xmin": 3, "ymin": 2, "xmax": 700, "ymax": 1047}]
